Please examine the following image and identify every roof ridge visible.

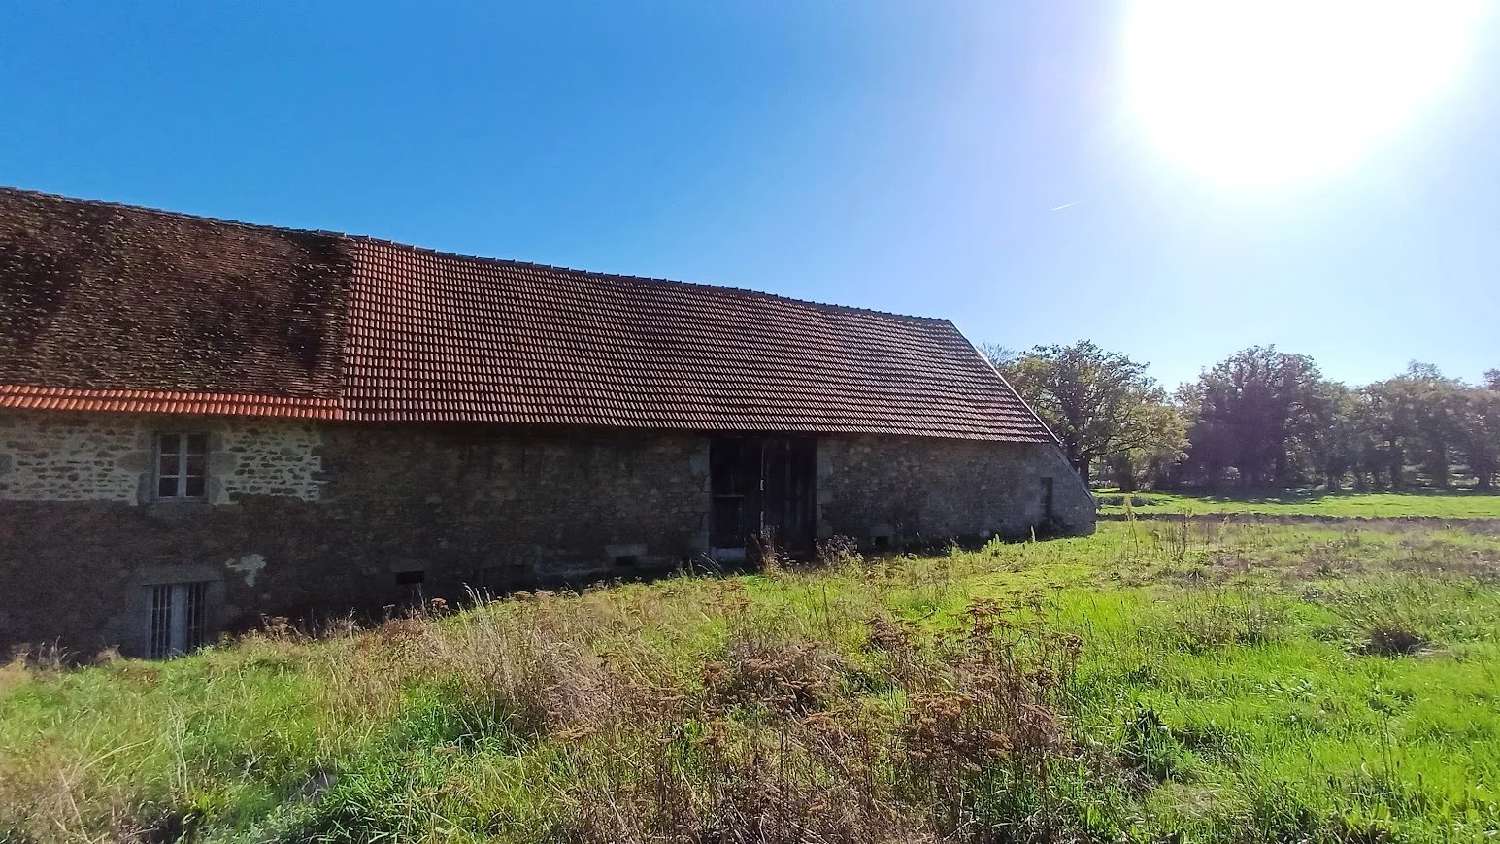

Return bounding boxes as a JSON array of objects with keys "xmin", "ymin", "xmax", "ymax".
[{"xmin": 0, "ymin": 184, "xmax": 351, "ymax": 241}]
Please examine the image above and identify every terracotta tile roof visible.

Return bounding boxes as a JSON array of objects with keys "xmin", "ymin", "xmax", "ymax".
[
  {"xmin": 0, "ymin": 187, "xmax": 1054, "ymax": 443},
  {"xmin": 0, "ymin": 385, "xmax": 342, "ymax": 418},
  {"xmin": 0, "ymin": 187, "xmax": 351, "ymax": 398}
]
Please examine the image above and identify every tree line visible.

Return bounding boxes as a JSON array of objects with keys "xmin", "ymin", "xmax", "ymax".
[{"xmin": 984, "ymin": 342, "xmax": 1500, "ymax": 492}]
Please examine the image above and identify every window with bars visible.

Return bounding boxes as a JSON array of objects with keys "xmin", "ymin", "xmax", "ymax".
[
  {"xmin": 147, "ymin": 581, "xmax": 209, "ymax": 658},
  {"xmin": 156, "ymin": 433, "xmax": 208, "ymax": 499}
]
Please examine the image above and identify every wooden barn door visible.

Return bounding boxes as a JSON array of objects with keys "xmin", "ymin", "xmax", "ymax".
[
  {"xmin": 760, "ymin": 437, "xmax": 816, "ymax": 555},
  {"xmin": 711, "ymin": 436, "xmax": 816, "ymax": 558}
]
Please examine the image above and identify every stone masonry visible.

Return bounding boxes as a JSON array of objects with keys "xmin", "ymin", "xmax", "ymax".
[
  {"xmin": 0, "ymin": 411, "xmax": 1092, "ymax": 657},
  {"xmin": 818, "ymin": 435, "xmax": 1095, "ymax": 545},
  {"xmin": 0, "ymin": 412, "xmax": 324, "ymax": 504}
]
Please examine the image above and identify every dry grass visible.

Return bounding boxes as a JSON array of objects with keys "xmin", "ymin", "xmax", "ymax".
[{"xmin": 558, "ymin": 600, "xmax": 1085, "ymax": 844}]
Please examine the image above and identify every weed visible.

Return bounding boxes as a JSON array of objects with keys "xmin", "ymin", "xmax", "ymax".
[
  {"xmin": 704, "ymin": 631, "xmax": 847, "ymax": 717},
  {"xmin": 1315, "ymin": 579, "xmax": 1443, "ymax": 656},
  {"xmin": 815, "ymin": 534, "xmax": 864, "ymax": 569},
  {"xmin": 1171, "ymin": 593, "xmax": 1289, "ymax": 653},
  {"xmin": 1120, "ymin": 707, "xmax": 1193, "ymax": 784}
]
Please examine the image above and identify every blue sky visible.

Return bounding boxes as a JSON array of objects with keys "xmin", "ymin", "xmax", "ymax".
[{"xmin": 2, "ymin": 2, "xmax": 1495, "ymax": 389}]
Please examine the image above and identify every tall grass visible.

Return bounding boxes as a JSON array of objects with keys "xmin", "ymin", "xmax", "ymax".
[{"xmin": 2, "ymin": 521, "xmax": 1499, "ymax": 842}]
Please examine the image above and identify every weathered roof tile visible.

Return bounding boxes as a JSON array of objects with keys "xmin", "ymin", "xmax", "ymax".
[{"xmin": 0, "ymin": 187, "xmax": 1052, "ymax": 443}]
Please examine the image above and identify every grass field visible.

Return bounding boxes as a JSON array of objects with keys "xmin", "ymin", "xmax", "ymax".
[
  {"xmin": 1095, "ymin": 488, "xmax": 1500, "ymax": 520},
  {"xmin": 4, "ymin": 520, "xmax": 1500, "ymax": 843}
]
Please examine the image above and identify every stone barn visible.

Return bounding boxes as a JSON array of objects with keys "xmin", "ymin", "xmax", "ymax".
[{"xmin": 0, "ymin": 187, "xmax": 1093, "ymax": 658}]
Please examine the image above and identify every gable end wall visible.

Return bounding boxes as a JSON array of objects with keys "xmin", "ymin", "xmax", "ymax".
[{"xmin": 818, "ymin": 434, "xmax": 1094, "ymax": 545}]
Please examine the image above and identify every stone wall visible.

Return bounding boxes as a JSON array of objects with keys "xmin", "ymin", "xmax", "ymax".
[
  {"xmin": 313, "ymin": 424, "xmax": 712, "ymax": 588},
  {"xmin": 217, "ymin": 423, "xmax": 325, "ymax": 502},
  {"xmin": 0, "ymin": 412, "xmax": 324, "ymax": 504},
  {"xmin": 0, "ymin": 413, "xmax": 712, "ymax": 657},
  {"xmin": 0, "ymin": 411, "xmax": 1089, "ymax": 658},
  {"xmin": 0, "ymin": 412, "xmax": 145, "ymax": 502},
  {"xmin": 818, "ymin": 435, "xmax": 1094, "ymax": 545}
]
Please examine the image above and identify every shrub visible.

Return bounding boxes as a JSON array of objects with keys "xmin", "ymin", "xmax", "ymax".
[
  {"xmin": 1314, "ymin": 579, "xmax": 1438, "ymax": 657},
  {"xmin": 1362, "ymin": 624, "xmax": 1428, "ymax": 657},
  {"xmin": 1096, "ymin": 494, "xmax": 1157, "ymax": 508}
]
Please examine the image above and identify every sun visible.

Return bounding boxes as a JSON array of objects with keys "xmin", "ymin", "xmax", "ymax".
[{"xmin": 1122, "ymin": 1, "xmax": 1484, "ymax": 187}]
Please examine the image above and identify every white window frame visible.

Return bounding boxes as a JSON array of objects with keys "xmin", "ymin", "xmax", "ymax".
[{"xmin": 154, "ymin": 432, "xmax": 209, "ymax": 500}]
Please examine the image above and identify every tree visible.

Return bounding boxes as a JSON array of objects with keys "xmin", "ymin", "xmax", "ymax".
[
  {"xmin": 1360, "ymin": 378, "xmax": 1417, "ymax": 489},
  {"xmin": 984, "ymin": 341, "xmax": 1182, "ymax": 486},
  {"xmin": 1486, "ymin": 369, "xmax": 1500, "ymax": 391},
  {"xmin": 1300, "ymin": 381, "xmax": 1364, "ymax": 490},
  {"xmin": 1459, "ymin": 387, "xmax": 1500, "ymax": 490},
  {"xmin": 1367, "ymin": 363, "xmax": 1468, "ymax": 488},
  {"xmin": 1104, "ymin": 408, "xmax": 1190, "ymax": 491},
  {"xmin": 1339, "ymin": 389, "xmax": 1391, "ymax": 490},
  {"xmin": 1181, "ymin": 346, "xmax": 1325, "ymax": 488}
]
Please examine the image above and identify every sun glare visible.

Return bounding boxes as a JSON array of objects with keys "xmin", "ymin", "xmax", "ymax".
[{"xmin": 1123, "ymin": 1, "xmax": 1484, "ymax": 187}]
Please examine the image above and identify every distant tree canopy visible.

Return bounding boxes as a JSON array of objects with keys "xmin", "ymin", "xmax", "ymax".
[
  {"xmin": 982, "ymin": 342, "xmax": 1499, "ymax": 492},
  {"xmin": 1178, "ymin": 347, "xmax": 1323, "ymax": 488},
  {"xmin": 982, "ymin": 341, "xmax": 1183, "ymax": 486}
]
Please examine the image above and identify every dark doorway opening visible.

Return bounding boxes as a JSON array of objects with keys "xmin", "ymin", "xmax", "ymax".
[{"xmin": 710, "ymin": 436, "xmax": 816, "ymax": 558}]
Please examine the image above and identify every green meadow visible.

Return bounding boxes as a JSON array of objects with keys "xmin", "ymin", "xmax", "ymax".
[
  {"xmin": 3, "ymin": 519, "xmax": 1499, "ymax": 843},
  {"xmin": 1095, "ymin": 489, "xmax": 1500, "ymax": 520}
]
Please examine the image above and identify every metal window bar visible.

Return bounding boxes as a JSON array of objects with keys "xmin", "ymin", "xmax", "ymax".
[
  {"xmin": 147, "ymin": 582, "xmax": 210, "ymax": 658},
  {"xmin": 184, "ymin": 582, "xmax": 207, "ymax": 651},
  {"xmin": 149, "ymin": 584, "xmax": 173, "ymax": 659}
]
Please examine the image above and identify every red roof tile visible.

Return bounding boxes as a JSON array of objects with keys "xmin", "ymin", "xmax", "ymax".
[
  {"xmin": 0, "ymin": 385, "xmax": 343, "ymax": 418},
  {"xmin": 0, "ymin": 187, "xmax": 1054, "ymax": 443}
]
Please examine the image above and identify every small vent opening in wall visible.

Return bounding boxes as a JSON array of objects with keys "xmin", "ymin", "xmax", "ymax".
[
  {"xmin": 613, "ymin": 555, "xmax": 639, "ymax": 568},
  {"xmin": 395, "ymin": 570, "xmax": 425, "ymax": 586}
]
